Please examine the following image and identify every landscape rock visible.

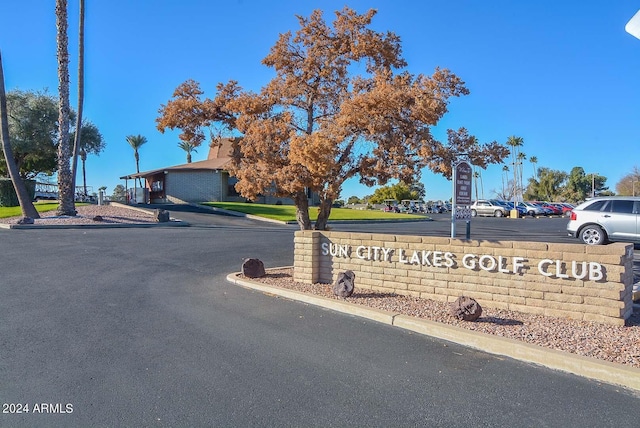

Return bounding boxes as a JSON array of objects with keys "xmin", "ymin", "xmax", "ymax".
[
  {"xmin": 242, "ymin": 258, "xmax": 266, "ymax": 278},
  {"xmin": 17, "ymin": 217, "xmax": 34, "ymax": 225},
  {"xmin": 92, "ymin": 215, "xmax": 104, "ymax": 222},
  {"xmin": 333, "ymin": 270, "xmax": 355, "ymax": 297},
  {"xmin": 154, "ymin": 209, "xmax": 170, "ymax": 222},
  {"xmin": 451, "ymin": 296, "xmax": 483, "ymax": 321}
]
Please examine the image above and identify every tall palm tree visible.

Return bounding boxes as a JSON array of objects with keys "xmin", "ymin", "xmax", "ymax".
[
  {"xmin": 71, "ymin": 0, "xmax": 85, "ymax": 198},
  {"xmin": 55, "ymin": 0, "xmax": 75, "ymax": 216},
  {"xmin": 126, "ymin": 134, "xmax": 147, "ymax": 187},
  {"xmin": 529, "ymin": 156, "xmax": 538, "ymax": 181},
  {"xmin": 0, "ymin": 51, "xmax": 39, "ymax": 219},
  {"xmin": 178, "ymin": 140, "xmax": 198, "ymax": 163}
]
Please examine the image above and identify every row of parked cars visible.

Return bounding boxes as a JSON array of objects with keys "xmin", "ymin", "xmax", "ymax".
[
  {"xmin": 470, "ymin": 199, "xmax": 575, "ymax": 218},
  {"xmin": 470, "ymin": 197, "xmax": 640, "ymax": 246},
  {"xmin": 383, "ymin": 199, "xmax": 451, "ymax": 214}
]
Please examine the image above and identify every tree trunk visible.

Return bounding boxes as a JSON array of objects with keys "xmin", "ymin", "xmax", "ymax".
[
  {"xmin": 55, "ymin": 0, "xmax": 76, "ymax": 216},
  {"xmin": 134, "ymin": 151, "xmax": 143, "ymax": 188},
  {"xmin": 71, "ymin": 0, "xmax": 85, "ymax": 199},
  {"xmin": 314, "ymin": 197, "xmax": 333, "ymax": 230},
  {"xmin": 187, "ymin": 152, "xmax": 192, "ymax": 163},
  {"xmin": 293, "ymin": 191, "xmax": 312, "ymax": 230},
  {"xmin": 0, "ymin": 52, "xmax": 40, "ymax": 219}
]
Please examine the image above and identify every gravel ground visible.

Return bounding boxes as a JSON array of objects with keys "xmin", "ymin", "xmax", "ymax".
[
  {"xmin": 0, "ymin": 204, "xmax": 157, "ymax": 225},
  {"xmin": 249, "ymin": 268, "xmax": 640, "ymax": 369}
]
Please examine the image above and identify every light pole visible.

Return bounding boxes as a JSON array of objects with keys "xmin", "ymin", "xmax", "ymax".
[
  {"xmin": 590, "ymin": 172, "xmax": 598, "ymax": 198},
  {"xmin": 512, "ymin": 159, "xmax": 522, "ymax": 208},
  {"xmin": 626, "ymin": 15, "xmax": 639, "ymax": 196}
]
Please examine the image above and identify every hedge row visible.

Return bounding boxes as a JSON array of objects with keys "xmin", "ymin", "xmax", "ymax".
[{"xmin": 0, "ymin": 178, "xmax": 35, "ymax": 207}]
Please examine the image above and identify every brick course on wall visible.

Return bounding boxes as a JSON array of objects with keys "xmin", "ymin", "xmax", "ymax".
[{"xmin": 293, "ymin": 231, "xmax": 634, "ymax": 326}]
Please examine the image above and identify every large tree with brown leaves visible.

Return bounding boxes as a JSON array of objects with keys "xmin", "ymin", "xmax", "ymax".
[
  {"xmin": 160, "ymin": 7, "xmax": 508, "ymax": 230},
  {"xmin": 156, "ymin": 79, "xmax": 219, "ymax": 149}
]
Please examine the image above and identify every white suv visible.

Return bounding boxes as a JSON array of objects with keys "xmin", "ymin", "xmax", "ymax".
[{"xmin": 566, "ymin": 196, "xmax": 640, "ymax": 245}]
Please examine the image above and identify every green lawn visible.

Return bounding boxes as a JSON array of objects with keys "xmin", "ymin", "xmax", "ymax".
[
  {"xmin": 202, "ymin": 202, "xmax": 429, "ymax": 222},
  {"xmin": 0, "ymin": 203, "xmax": 88, "ymax": 219}
]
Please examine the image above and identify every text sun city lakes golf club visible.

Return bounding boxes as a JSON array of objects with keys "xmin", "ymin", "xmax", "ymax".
[{"xmin": 321, "ymin": 243, "xmax": 605, "ymax": 281}]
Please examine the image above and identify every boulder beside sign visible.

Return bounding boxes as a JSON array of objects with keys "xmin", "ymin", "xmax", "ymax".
[{"xmin": 455, "ymin": 161, "xmax": 472, "ymax": 206}]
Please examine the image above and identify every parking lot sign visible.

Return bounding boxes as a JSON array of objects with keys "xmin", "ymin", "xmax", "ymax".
[{"xmin": 455, "ymin": 161, "xmax": 472, "ymax": 206}]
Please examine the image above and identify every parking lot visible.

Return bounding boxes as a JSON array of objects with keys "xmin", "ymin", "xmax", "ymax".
[{"xmin": 330, "ymin": 212, "xmax": 576, "ymax": 244}]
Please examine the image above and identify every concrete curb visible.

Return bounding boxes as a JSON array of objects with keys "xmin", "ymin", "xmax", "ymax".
[
  {"xmin": 227, "ymin": 271, "xmax": 640, "ymax": 393},
  {"xmin": 0, "ymin": 221, "xmax": 189, "ymax": 230},
  {"xmin": 0, "ymin": 202, "xmax": 189, "ymax": 230}
]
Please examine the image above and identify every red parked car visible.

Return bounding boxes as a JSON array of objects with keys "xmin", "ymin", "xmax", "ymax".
[
  {"xmin": 538, "ymin": 202, "xmax": 563, "ymax": 215},
  {"xmin": 554, "ymin": 203, "xmax": 575, "ymax": 216}
]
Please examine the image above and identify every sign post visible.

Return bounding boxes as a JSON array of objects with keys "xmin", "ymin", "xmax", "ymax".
[{"xmin": 451, "ymin": 160, "xmax": 472, "ymax": 238}]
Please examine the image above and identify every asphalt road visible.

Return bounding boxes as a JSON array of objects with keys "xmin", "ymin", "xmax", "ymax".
[{"xmin": 1, "ymin": 210, "xmax": 638, "ymax": 427}]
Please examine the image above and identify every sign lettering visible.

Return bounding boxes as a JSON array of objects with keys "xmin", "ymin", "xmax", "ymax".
[
  {"xmin": 455, "ymin": 161, "xmax": 473, "ymax": 205},
  {"xmin": 320, "ymin": 242, "xmax": 605, "ymax": 281}
]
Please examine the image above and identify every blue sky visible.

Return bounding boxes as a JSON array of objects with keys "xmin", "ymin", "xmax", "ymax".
[{"xmin": 2, "ymin": 0, "xmax": 639, "ymax": 201}]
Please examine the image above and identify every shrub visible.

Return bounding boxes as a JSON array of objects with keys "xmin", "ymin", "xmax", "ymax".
[{"xmin": 0, "ymin": 178, "xmax": 35, "ymax": 207}]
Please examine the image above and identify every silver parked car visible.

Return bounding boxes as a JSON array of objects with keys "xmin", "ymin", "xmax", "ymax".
[
  {"xmin": 517, "ymin": 201, "xmax": 546, "ymax": 216},
  {"xmin": 566, "ymin": 196, "xmax": 640, "ymax": 245},
  {"xmin": 470, "ymin": 199, "xmax": 508, "ymax": 217}
]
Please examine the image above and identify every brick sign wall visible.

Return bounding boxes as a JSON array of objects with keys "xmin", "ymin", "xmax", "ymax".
[{"xmin": 293, "ymin": 231, "xmax": 635, "ymax": 326}]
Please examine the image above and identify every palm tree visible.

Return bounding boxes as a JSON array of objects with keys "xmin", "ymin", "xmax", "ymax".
[
  {"xmin": 0, "ymin": 51, "xmax": 39, "ymax": 219},
  {"xmin": 178, "ymin": 140, "xmax": 198, "ymax": 163},
  {"xmin": 55, "ymin": 0, "xmax": 75, "ymax": 216},
  {"xmin": 76, "ymin": 122, "xmax": 104, "ymax": 197},
  {"xmin": 126, "ymin": 134, "xmax": 147, "ymax": 187},
  {"xmin": 71, "ymin": 0, "xmax": 85, "ymax": 199},
  {"xmin": 529, "ymin": 156, "xmax": 538, "ymax": 181}
]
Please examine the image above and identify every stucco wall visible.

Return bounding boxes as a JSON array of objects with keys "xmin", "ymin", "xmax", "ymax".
[
  {"xmin": 162, "ymin": 170, "xmax": 305, "ymax": 204},
  {"xmin": 293, "ymin": 231, "xmax": 635, "ymax": 326},
  {"xmin": 165, "ymin": 171, "xmax": 222, "ymax": 203}
]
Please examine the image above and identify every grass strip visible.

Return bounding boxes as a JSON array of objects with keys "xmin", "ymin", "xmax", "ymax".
[
  {"xmin": 202, "ymin": 202, "xmax": 429, "ymax": 222},
  {"xmin": 0, "ymin": 203, "xmax": 89, "ymax": 219}
]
